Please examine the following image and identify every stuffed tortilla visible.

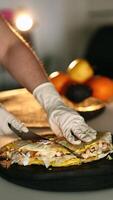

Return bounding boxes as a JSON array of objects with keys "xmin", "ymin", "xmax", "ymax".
[{"xmin": 0, "ymin": 131, "xmax": 112, "ymax": 168}]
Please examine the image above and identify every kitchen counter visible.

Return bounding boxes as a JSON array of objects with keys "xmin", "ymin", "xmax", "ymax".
[
  {"xmin": 0, "ymin": 176, "xmax": 113, "ymax": 200},
  {"xmin": 0, "ymin": 89, "xmax": 113, "ymax": 199}
]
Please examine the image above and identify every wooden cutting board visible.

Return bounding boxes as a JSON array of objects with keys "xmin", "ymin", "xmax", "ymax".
[{"xmin": 0, "ymin": 88, "xmax": 49, "ymax": 127}]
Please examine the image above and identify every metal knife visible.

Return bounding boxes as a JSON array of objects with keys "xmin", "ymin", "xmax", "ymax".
[{"xmin": 8, "ymin": 123, "xmax": 48, "ymax": 142}]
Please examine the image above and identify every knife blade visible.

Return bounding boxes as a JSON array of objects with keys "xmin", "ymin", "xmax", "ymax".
[{"xmin": 8, "ymin": 123, "xmax": 48, "ymax": 142}]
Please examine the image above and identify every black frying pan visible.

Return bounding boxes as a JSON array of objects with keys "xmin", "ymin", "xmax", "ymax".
[{"xmin": 0, "ymin": 155, "xmax": 113, "ymax": 192}]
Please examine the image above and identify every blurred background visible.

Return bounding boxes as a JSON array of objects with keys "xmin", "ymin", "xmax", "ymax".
[{"xmin": 0, "ymin": 0, "xmax": 113, "ymax": 91}]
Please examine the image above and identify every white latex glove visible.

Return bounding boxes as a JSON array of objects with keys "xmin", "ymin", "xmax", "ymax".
[
  {"xmin": 0, "ymin": 104, "xmax": 28, "ymax": 135},
  {"xmin": 33, "ymin": 82, "xmax": 97, "ymax": 145}
]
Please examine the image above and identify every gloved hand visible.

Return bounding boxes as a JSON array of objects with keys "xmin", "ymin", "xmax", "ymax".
[
  {"xmin": 33, "ymin": 82, "xmax": 97, "ymax": 145},
  {"xmin": 0, "ymin": 103, "xmax": 28, "ymax": 135}
]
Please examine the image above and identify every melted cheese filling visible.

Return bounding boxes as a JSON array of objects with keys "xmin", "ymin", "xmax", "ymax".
[
  {"xmin": 1, "ymin": 132, "xmax": 112, "ymax": 168},
  {"xmin": 9, "ymin": 141, "xmax": 79, "ymax": 168}
]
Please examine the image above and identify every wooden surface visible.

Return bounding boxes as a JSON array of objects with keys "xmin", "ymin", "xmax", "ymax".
[{"xmin": 0, "ymin": 88, "xmax": 49, "ymax": 127}]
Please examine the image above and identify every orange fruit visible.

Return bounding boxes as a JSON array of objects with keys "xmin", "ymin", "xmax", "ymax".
[
  {"xmin": 86, "ymin": 76, "xmax": 113, "ymax": 101},
  {"xmin": 49, "ymin": 71, "xmax": 72, "ymax": 94},
  {"xmin": 67, "ymin": 59, "xmax": 94, "ymax": 83}
]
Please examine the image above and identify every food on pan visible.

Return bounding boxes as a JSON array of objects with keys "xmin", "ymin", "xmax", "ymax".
[
  {"xmin": 56, "ymin": 132, "xmax": 113, "ymax": 162},
  {"xmin": 0, "ymin": 132, "xmax": 112, "ymax": 169},
  {"xmin": 0, "ymin": 140, "xmax": 81, "ymax": 168}
]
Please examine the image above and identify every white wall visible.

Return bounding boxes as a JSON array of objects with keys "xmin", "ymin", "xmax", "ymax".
[
  {"xmin": 0, "ymin": 0, "xmax": 113, "ymax": 73},
  {"xmin": 31, "ymin": 0, "xmax": 90, "ymax": 70}
]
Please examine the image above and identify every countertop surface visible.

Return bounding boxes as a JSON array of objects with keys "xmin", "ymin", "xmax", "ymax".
[
  {"xmin": 0, "ymin": 176, "xmax": 113, "ymax": 200},
  {"xmin": 0, "ymin": 89, "xmax": 113, "ymax": 199}
]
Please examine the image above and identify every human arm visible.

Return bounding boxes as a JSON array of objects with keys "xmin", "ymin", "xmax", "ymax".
[
  {"xmin": 0, "ymin": 16, "xmax": 48, "ymax": 92},
  {"xmin": 0, "ymin": 16, "xmax": 97, "ymax": 144}
]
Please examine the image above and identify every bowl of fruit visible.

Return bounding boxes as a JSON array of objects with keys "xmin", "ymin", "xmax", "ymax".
[{"xmin": 49, "ymin": 59, "xmax": 113, "ymax": 120}]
